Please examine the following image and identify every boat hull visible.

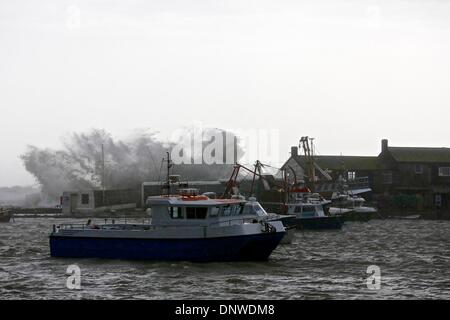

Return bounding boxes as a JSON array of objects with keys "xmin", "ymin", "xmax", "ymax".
[
  {"xmin": 49, "ymin": 232, "xmax": 285, "ymax": 262},
  {"xmin": 268, "ymin": 215, "xmax": 297, "ymax": 228},
  {"xmin": 341, "ymin": 211, "xmax": 373, "ymax": 222},
  {"xmin": 0, "ymin": 214, "xmax": 11, "ymax": 223},
  {"xmin": 295, "ymin": 216, "xmax": 343, "ymax": 230},
  {"xmin": 272, "ymin": 206, "xmax": 344, "ymax": 230}
]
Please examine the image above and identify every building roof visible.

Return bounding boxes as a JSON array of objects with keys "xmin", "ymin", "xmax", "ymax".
[
  {"xmin": 292, "ymin": 155, "xmax": 379, "ymax": 171},
  {"xmin": 142, "ymin": 180, "xmax": 225, "ymax": 186},
  {"xmin": 386, "ymin": 147, "xmax": 450, "ymax": 163}
]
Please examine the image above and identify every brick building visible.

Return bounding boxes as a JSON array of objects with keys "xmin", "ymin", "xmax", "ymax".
[{"xmin": 282, "ymin": 139, "xmax": 450, "ymax": 209}]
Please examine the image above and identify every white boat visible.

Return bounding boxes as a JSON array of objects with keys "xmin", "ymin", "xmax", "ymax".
[
  {"xmin": 329, "ymin": 207, "xmax": 354, "ymax": 216},
  {"xmin": 49, "ymin": 188, "xmax": 286, "ymax": 262},
  {"xmin": 284, "ymin": 190, "xmax": 344, "ymax": 230},
  {"xmin": 330, "ymin": 193, "xmax": 377, "ymax": 221}
]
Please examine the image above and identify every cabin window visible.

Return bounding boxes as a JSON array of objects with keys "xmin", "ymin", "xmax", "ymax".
[
  {"xmin": 242, "ymin": 205, "xmax": 251, "ymax": 215},
  {"xmin": 209, "ymin": 207, "xmax": 220, "ymax": 217},
  {"xmin": 220, "ymin": 205, "xmax": 242, "ymax": 216},
  {"xmin": 221, "ymin": 206, "xmax": 230, "ymax": 216},
  {"xmin": 253, "ymin": 204, "xmax": 266, "ymax": 216},
  {"xmin": 242, "ymin": 203, "xmax": 265, "ymax": 216},
  {"xmin": 81, "ymin": 194, "xmax": 89, "ymax": 205},
  {"xmin": 302, "ymin": 206, "xmax": 316, "ymax": 212},
  {"xmin": 302, "ymin": 212, "xmax": 316, "ymax": 218},
  {"xmin": 347, "ymin": 171, "xmax": 356, "ymax": 181},
  {"xmin": 169, "ymin": 207, "xmax": 183, "ymax": 219},
  {"xmin": 415, "ymin": 165, "xmax": 423, "ymax": 174},
  {"xmin": 186, "ymin": 207, "xmax": 208, "ymax": 219},
  {"xmin": 438, "ymin": 167, "xmax": 450, "ymax": 177},
  {"xmin": 294, "ymin": 205, "xmax": 315, "ymax": 213}
]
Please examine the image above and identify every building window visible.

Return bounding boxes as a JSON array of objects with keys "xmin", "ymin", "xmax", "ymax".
[
  {"xmin": 435, "ymin": 194, "xmax": 442, "ymax": 207},
  {"xmin": 383, "ymin": 172, "xmax": 393, "ymax": 184},
  {"xmin": 415, "ymin": 164, "xmax": 423, "ymax": 174},
  {"xmin": 438, "ymin": 167, "xmax": 450, "ymax": 177},
  {"xmin": 347, "ymin": 171, "xmax": 356, "ymax": 181},
  {"xmin": 81, "ymin": 194, "xmax": 89, "ymax": 205}
]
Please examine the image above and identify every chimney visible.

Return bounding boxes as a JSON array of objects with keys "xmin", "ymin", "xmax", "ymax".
[
  {"xmin": 381, "ymin": 139, "xmax": 388, "ymax": 153},
  {"xmin": 291, "ymin": 146, "xmax": 298, "ymax": 157}
]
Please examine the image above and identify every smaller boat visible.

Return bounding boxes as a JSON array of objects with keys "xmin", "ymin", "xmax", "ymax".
[
  {"xmin": 240, "ymin": 197, "xmax": 296, "ymax": 244},
  {"xmin": 284, "ymin": 190, "xmax": 344, "ymax": 230},
  {"xmin": 0, "ymin": 209, "xmax": 12, "ymax": 223},
  {"xmin": 280, "ymin": 137, "xmax": 343, "ymax": 230},
  {"xmin": 330, "ymin": 193, "xmax": 377, "ymax": 222}
]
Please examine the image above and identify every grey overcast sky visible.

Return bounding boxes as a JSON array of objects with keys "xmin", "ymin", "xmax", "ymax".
[{"xmin": 1, "ymin": 0, "xmax": 450, "ymax": 187}]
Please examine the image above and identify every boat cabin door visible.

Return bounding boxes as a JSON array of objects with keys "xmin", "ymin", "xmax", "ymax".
[{"xmin": 70, "ymin": 194, "xmax": 79, "ymax": 214}]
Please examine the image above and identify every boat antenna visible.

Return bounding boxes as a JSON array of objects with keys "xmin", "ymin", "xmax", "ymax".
[
  {"xmin": 166, "ymin": 151, "xmax": 173, "ymax": 196},
  {"xmin": 310, "ymin": 137, "xmax": 315, "ymax": 190},
  {"xmin": 101, "ymin": 143, "xmax": 106, "ymax": 205}
]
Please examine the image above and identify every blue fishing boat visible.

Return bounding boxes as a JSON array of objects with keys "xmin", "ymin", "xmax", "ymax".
[{"xmin": 49, "ymin": 188, "xmax": 285, "ymax": 262}]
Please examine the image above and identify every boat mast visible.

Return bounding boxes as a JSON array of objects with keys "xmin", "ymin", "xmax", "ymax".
[
  {"xmin": 283, "ymin": 167, "xmax": 289, "ymax": 204},
  {"xmin": 250, "ymin": 160, "xmax": 262, "ymax": 196},
  {"xmin": 101, "ymin": 143, "xmax": 106, "ymax": 204},
  {"xmin": 222, "ymin": 162, "xmax": 285, "ymax": 199},
  {"xmin": 310, "ymin": 137, "xmax": 316, "ymax": 191},
  {"xmin": 222, "ymin": 164, "xmax": 241, "ymax": 198},
  {"xmin": 300, "ymin": 136, "xmax": 315, "ymax": 192}
]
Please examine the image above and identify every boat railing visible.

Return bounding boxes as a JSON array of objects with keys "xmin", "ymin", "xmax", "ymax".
[
  {"xmin": 207, "ymin": 217, "xmax": 262, "ymax": 227},
  {"xmin": 53, "ymin": 216, "xmax": 263, "ymax": 232},
  {"xmin": 54, "ymin": 217, "xmax": 150, "ymax": 230}
]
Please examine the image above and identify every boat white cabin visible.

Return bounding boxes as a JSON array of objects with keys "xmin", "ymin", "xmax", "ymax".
[
  {"xmin": 282, "ymin": 190, "xmax": 343, "ymax": 229},
  {"xmin": 285, "ymin": 192, "xmax": 331, "ymax": 219},
  {"xmin": 332, "ymin": 193, "xmax": 377, "ymax": 214}
]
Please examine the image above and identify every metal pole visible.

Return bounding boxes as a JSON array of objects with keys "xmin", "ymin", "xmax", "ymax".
[
  {"xmin": 310, "ymin": 138, "xmax": 315, "ymax": 192},
  {"xmin": 166, "ymin": 151, "xmax": 171, "ymax": 196},
  {"xmin": 250, "ymin": 161, "xmax": 258, "ymax": 196},
  {"xmin": 283, "ymin": 168, "xmax": 288, "ymax": 204},
  {"xmin": 102, "ymin": 144, "xmax": 106, "ymax": 205}
]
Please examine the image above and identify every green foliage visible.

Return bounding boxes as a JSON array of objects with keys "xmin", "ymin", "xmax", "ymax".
[{"xmin": 393, "ymin": 193, "xmax": 418, "ymax": 208}]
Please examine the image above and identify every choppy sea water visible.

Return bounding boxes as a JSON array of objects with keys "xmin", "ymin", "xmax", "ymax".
[{"xmin": 1, "ymin": 218, "xmax": 450, "ymax": 300}]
